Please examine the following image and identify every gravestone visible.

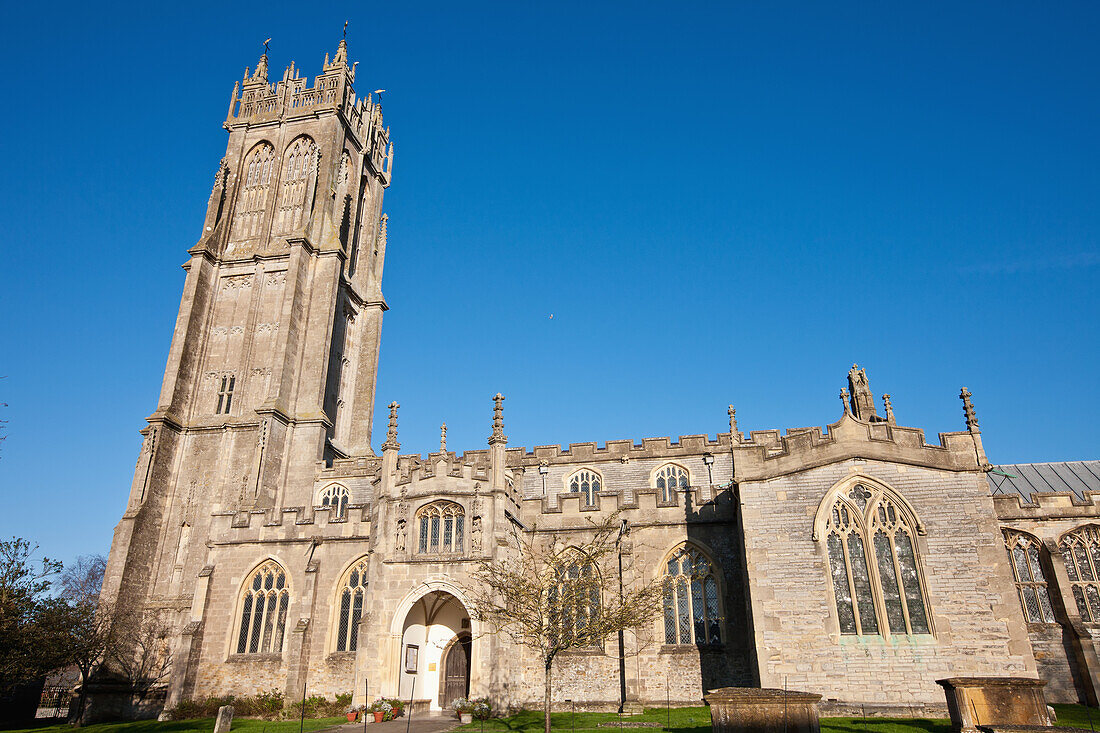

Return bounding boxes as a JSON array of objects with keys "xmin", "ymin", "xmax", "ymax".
[
  {"xmin": 704, "ymin": 687, "xmax": 822, "ymax": 733},
  {"xmin": 214, "ymin": 705, "xmax": 234, "ymax": 733}
]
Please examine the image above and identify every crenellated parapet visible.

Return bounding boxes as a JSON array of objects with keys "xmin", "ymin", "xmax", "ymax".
[
  {"xmin": 226, "ymin": 41, "xmax": 393, "ymax": 183},
  {"xmin": 209, "ymin": 502, "xmax": 371, "ymax": 538}
]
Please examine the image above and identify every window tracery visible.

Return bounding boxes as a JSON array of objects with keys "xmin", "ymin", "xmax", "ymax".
[
  {"xmin": 275, "ymin": 137, "xmax": 317, "ymax": 233},
  {"xmin": 548, "ymin": 552, "xmax": 601, "ymax": 647},
  {"xmin": 335, "ymin": 557, "xmax": 368, "ymax": 651},
  {"xmin": 567, "ymin": 469, "xmax": 601, "ymax": 507},
  {"xmin": 662, "ymin": 545, "xmax": 721, "ymax": 645},
  {"xmin": 317, "ymin": 484, "xmax": 349, "ymax": 519},
  {"xmin": 655, "ymin": 464, "xmax": 689, "ymax": 504},
  {"xmin": 416, "ymin": 501, "xmax": 464, "ymax": 555},
  {"xmin": 1059, "ymin": 526, "xmax": 1100, "ymax": 621},
  {"xmin": 821, "ymin": 481, "xmax": 930, "ymax": 637},
  {"xmin": 235, "ymin": 560, "xmax": 290, "ymax": 655},
  {"xmin": 232, "ymin": 143, "xmax": 275, "ymax": 240},
  {"xmin": 1004, "ymin": 530, "xmax": 1055, "ymax": 623}
]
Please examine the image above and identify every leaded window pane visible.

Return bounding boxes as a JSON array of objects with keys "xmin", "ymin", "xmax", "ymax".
[
  {"xmin": 1012, "ymin": 547, "xmax": 1031, "ymax": 583},
  {"xmin": 419, "ymin": 517, "xmax": 429, "ymax": 553},
  {"xmin": 455, "ymin": 516, "xmax": 464, "ymax": 551},
  {"xmin": 1026, "ymin": 546, "xmax": 1044, "ymax": 583},
  {"xmin": 874, "ymin": 533, "xmax": 906, "ymax": 633},
  {"xmin": 249, "ymin": 593, "xmax": 266, "ymax": 653},
  {"xmin": 338, "ymin": 589, "xmax": 351, "ymax": 651},
  {"xmin": 1076, "ymin": 547, "xmax": 1094, "ymax": 580},
  {"xmin": 443, "ymin": 515, "xmax": 453, "ymax": 550},
  {"xmin": 430, "ymin": 515, "xmax": 440, "ymax": 551},
  {"xmin": 274, "ymin": 592, "xmax": 288, "ymax": 651},
  {"xmin": 663, "ymin": 586, "xmax": 676, "ymax": 644},
  {"xmin": 676, "ymin": 577, "xmax": 690, "ymax": 644},
  {"xmin": 1022, "ymin": 588, "xmax": 1042, "ymax": 623},
  {"xmin": 1037, "ymin": 587, "xmax": 1055, "ymax": 623},
  {"xmin": 848, "ymin": 533, "xmax": 878, "ymax": 634},
  {"xmin": 238, "ymin": 595, "xmax": 253, "ymax": 653},
  {"xmin": 895, "ymin": 532, "xmax": 929, "ymax": 633},
  {"xmin": 1086, "ymin": 585, "xmax": 1100, "ymax": 619},
  {"xmin": 1064, "ymin": 548, "xmax": 1080, "ymax": 581},
  {"xmin": 349, "ymin": 589, "xmax": 363, "ymax": 652},
  {"xmin": 691, "ymin": 578, "xmax": 705, "ymax": 643},
  {"xmin": 828, "ymin": 532, "xmax": 857, "ymax": 634},
  {"xmin": 705, "ymin": 577, "xmax": 721, "ymax": 643},
  {"xmin": 1074, "ymin": 586, "xmax": 1091, "ymax": 619}
]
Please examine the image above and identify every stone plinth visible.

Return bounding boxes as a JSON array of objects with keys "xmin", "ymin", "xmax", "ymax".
[
  {"xmin": 936, "ymin": 678, "xmax": 1050, "ymax": 733},
  {"xmin": 213, "ymin": 705, "xmax": 234, "ymax": 733},
  {"xmin": 704, "ymin": 687, "xmax": 822, "ymax": 733}
]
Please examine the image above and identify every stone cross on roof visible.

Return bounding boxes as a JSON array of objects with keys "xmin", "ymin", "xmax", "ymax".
[
  {"xmin": 382, "ymin": 401, "xmax": 400, "ymax": 450},
  {"xmin": 440, "ymin": 423, "xmax": 447, "ymax": 453},
  {"xmin": 489, "ymin": 393, "xmax": 507, "ymax": 444}
]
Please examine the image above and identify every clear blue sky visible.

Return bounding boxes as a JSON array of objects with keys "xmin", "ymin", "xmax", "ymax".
[{"xmin": 1, "ymin": 2, "xmax": 1097, "ymax": 567}]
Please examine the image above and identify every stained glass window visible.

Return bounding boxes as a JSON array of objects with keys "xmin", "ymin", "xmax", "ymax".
[
  {"xmin": 823, "ymin": 483, "xmax": 930, "ymax": 637},
  {"xmin": 336, "ymin": 557, "xmax": 369, "ymax": 651},
  {"xmin": 662, "ymin": 545, "xmax": 723, "ymax": 645},
  {"xmin": 236, "ymin": 560, "xmax": 290, "ymax": 654},
  {"xmin": 416, "ymin": 501, "xmax": 465, "ymax": 555},
  {"xmin": 1059, "ymin": 527, "xmax": 1100, "ymax": 621},
  {"xmin": 655, "ymin": 465, "xmax": 690, "ymax": 504},
  {"xmin": 316, "ymin": 484, "xmax": 349, "ymax": 519},
  {"xmin": 1004, "ymin": 531, "xmax": 1055, "ymax": 623}
]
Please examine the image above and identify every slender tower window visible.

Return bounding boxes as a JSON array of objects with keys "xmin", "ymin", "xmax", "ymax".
[{"xmin": 216, "ymin": 375, "xmax": 235, "ymax": 414}]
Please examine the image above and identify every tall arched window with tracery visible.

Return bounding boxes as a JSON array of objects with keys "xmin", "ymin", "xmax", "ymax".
[
  {"xmin": 821, "ymin": 482, "xmax": 931, "ymax": 636},
  {"xmin": 335, "ymin": 557, "xmax": 368, "ymax": 652},
  {"xmin": 1059, "ymin": 526, "xmax": 1100, "ymax": 621},
  {"xmin": 235, "ymin": 560, "xmax": 290, "ymax": 654},
  {"xmin": 1005, "ymin": 531, "xmax": 1056, "ymax": 623},
  {"xmin": 231, "ymin": 143, "xmax": 276, "ymax": 240},
  {"xmin": 274, "ymin": 137, "xmax": 317, "ymax": 233},
  {"xmin": 317, "ymin": 484, "xmax": 349, "ymax": 519},
  {"xmin": 655, "ymin": 464, "xmax": 689, "ymax": 504},
  {"xmin": 567, "ymin": 469, "xmax": 601, "ymax": 507},
  {"xmin": 417, "ymin": 501, "xmax": 464, "ymax": 555},
  {"xmin": 662, "ymin": 545, "xmax": 721, "ymax": 645},
  {"xmin": 548, "ymin": 552, "xmax": 601, "ymax": 647}
]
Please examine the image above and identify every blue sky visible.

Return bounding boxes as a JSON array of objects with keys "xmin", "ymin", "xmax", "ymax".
[{"xmin": 0, "ymin": 1, "xmax": 1097, "ymax": 566}]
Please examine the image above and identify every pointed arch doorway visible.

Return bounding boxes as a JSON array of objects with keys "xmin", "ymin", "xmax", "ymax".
[{"xmin": 397, "ymin": 590, "xmax": 472, "ymax": 710}]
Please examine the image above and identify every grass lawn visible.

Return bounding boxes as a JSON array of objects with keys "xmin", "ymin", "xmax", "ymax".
[
  {"xmin": 457, "ymin": 704, "xmax": 1100, "ymax": 733},
  {"xmin": 0, "ymin": 718, "xmax": 345, "ymax": 733}
]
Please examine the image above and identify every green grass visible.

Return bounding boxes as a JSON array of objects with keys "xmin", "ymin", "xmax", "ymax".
[
  {"xmin": 458, "ymin": 705, "xmax": 1100, "ymax": 733},
  {"xmin": 0, "ymin": 717, "xmax": 345, "ymax": 733}
]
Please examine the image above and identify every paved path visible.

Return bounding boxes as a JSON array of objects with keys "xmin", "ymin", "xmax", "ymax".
[{"xmin": 321, "ymin": 713, "xmax": 460, "ymax": 733}]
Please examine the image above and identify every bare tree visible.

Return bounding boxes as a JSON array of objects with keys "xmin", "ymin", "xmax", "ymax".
[
  {"xmin": 462, "ymin": 511, "xmax": 667, "ymax": 733},
  {"xmin": 109, "ymin": 609, "xmax": 173, "ymax": 700},
  {"xmin": 58, "ymin": 555, "xmax": 107, "ymax": 607}
]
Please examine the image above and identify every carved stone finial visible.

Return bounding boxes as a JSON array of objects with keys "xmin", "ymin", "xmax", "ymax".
[
  {"xmin": 440, "ymin": 423, "xmax": 447, "ymax": 453},
  {"xmin": 253, "ymin": 39, "xmax": 271, "ymax": 82},
  {"xmin": 847, "ymin": 363, "xmax": 878, "ymax": 421},
  {"xmin": 960, "ymin": 387, "xmax": 980, "ymax": 432},
  {"xmin": 334, "ymin": 37, "xmax": 348, "ymax": 65},
  {"xmin": 882, "ymin": 394, "xmax": 895, "ymax": 425},
  {"xmin": 382, "ymin": 401, "xmax": 400, "ymax": 450},
  {"xmin": 840, "ymin": 388, "xmax": 852, "ymax": 415},
  {"xmin": 489, "ymin": 393, "xmax": 507, "ymax": 444}
]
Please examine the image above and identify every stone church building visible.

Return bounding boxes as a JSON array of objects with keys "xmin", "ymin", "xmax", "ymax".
[{"xmin": 101, "ymin": 39, "xmax": 1100, "ymax": 718}]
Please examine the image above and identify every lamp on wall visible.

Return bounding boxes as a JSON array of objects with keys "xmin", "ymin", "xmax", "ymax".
[
  {"xmin": 702, "ymin": 453, "xmax": 715, "ymax": 485},
  {"xmin": 538, "ymin": 461, "xmax": 549, "ymax": 496}
]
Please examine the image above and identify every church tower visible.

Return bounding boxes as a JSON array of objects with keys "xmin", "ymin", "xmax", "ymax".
[{"xmin": 102, "ymin": 37, "xmax": 392, "ymax": 607}]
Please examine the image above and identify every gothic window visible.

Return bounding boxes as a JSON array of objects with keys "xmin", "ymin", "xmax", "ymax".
[
  {"xmin": 317, "ymin": 484, "xmax": 349, "ymax": 519},
  {"xmin": 1059, "ymin": 526, "xmax": 1100, "ymax": 621},
  {"xmin": 275, "ymin": 137, "xmax": 317, "ymax": 233},
  {"xmin": 235, "ymin": 560, "xmax": 290, "ymax": 655},
  {"xmin": 416, "ymin": 501, "xmax": 464, "ymax": 555},
  {"xmin": 216, "ymin": 374, "xmax": 235, "ymax": 414},
  {"xmin": 548, "ymin": 552, "xmax": 601, "ymax": 647},
  {"xmin": 1005, "ymin": 531, "xmax": 1056, "ymax": 623},
  {"xmin": 567, "ymin": 469, "xmax": 601, "ymax": 507},
  {"xmin": 662, "ymin": 545, "xmax": 722, "ymax": 645},
  {"xmin": 335, "ymin": 557, "xmax": 368, "ymax": 652},
  {"xmin": 655, "ymin": 464, "xmax": 689, "ymax": 504},
  {"xmin": 821, "ymin": 482, "xmax": 931, "ymax": 637},
  {"xmin": 232, "ymin": 143, "xmax": 276, "ymax": 240}
]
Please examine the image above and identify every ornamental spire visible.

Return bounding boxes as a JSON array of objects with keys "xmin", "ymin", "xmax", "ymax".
[
  {"xmin": 252, "ymin": 38, "xmax": 271, "ymax": 82},
  {"xmin": 840, "ymin": 388, "xmax": 852, "ymax": 416},
  {"xmin": 960, "ymin": 387, "xmax": 980, "ymax": 433},
  {"xmin": 440, "ymin": 423, "xmax": 447, "ymax": 453},
  {"xmin": 382, "ymin": 401, "xmax": 400, "ymax": 451},
  {"xmin": 882, "ymin": 394, "xmax": 896, "ymax": 425},
  {"xmin": 489, "ymin": 393, "xmax": 507, "ymax": 445}
]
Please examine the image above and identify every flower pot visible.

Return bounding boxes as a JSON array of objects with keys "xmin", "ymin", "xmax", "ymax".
[
  {"xmin": 374, "ymin": 711, "xmax": 385, "ymax": 723},
  {"xmin": 347, "ymin": 713, "xmax": 358, "ymax": 722},
  {"xmin": 460, "ymin": 713, "xmax": 473, "ymax": 724}
]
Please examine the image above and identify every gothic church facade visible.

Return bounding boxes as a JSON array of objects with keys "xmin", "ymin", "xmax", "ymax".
[{"xmin": 101, "ymin": 40, "xmax": 1100, "ymax": 718}]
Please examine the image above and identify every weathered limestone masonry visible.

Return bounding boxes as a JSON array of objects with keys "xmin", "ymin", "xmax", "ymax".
[{"xmin": 98, "ymin": 37, "xmax": 1100, "ymax": 722}]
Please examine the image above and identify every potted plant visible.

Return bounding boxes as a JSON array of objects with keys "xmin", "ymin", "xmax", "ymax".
[
  {"xmin": 371, "ymin": 700, "xmax": 392, "ymax": 723},
  {"xmin": 347, "ymin": 704, "xmax": 365, "ymax": 722},
  {"xmin": 451, "ymin": 697, "xmax": 474, "ymax": 724},
  {"xmin": 472, "ymin": 699, "xmax": 492, "ymax": 721}
]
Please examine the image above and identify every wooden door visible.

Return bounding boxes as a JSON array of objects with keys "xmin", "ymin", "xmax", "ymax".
[{"xmin": 442, "ymin": 636, "xmax": 470, "ymax": 708}]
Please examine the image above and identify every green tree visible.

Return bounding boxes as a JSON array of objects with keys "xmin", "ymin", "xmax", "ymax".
[{"xmin": 0, "ymin": 538, "xmax": 64, "ymax": 697}]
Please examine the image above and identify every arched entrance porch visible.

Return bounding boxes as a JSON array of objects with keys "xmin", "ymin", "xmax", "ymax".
[{"xmin": 397, "ymin": 590, "xmax": 472, "ymax": 711}]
